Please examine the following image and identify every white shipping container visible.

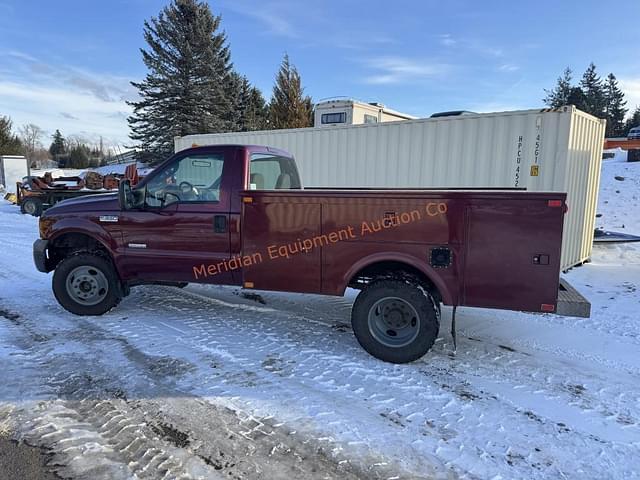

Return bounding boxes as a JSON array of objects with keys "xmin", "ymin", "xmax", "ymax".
[
  {"xmin": 175, "ymin": 106, "xmax": 605, "ymax": 270},
  {"xmin": 0, "ymin": 155, "xmax": 29, "ymax": 193}
]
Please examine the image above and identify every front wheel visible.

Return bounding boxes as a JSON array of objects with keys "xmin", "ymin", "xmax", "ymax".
[
  {"xmin": 52, "ymin": 253, "xmax": 122, "ymax": 315},
  {"xmin": 351, "ymin": 279, "xmax": 440, "ymax": 363}
]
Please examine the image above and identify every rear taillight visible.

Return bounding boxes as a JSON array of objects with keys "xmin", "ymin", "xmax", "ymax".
[{"xmin": 548, "ymin": 199, "xmax": 568, "ymax": 214}]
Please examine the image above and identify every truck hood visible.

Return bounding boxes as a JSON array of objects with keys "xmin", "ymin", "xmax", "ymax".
[{"xmin": 45, "ymin": 193, "xmax": 120, "ymax": 215}]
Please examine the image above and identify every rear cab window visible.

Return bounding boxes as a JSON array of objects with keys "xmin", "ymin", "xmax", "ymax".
[{"xmin": 249, "ymin": 153, "xmax": 302, "ymax": 190}]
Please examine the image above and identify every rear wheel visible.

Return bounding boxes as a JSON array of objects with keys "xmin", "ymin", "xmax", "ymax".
[
  {"xmin": 52, "ymin": 253, "xmax": 122, "ymax": 315},
  {"xmin": 20, "ymin": 197, "xmax": 43, "ymax": 216},
  {"xmin": 351, "ymin": 279, "xmax": 440, "ymax": 363}
]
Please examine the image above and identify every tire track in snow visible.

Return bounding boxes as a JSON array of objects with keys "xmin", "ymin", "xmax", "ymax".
[{"xmin": 84, "ymin": 286, "xmax": 640, "ymax": 480}]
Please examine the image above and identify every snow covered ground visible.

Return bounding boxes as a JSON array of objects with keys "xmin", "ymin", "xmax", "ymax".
[{"xmin": 0, "ymin": 158, "xmax": 638, "ymax": 479}]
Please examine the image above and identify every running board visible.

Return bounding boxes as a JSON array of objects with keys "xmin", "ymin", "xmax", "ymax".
[{"xmin": 556, "ymin": 278, "xmax": 591, "ymax": 318}]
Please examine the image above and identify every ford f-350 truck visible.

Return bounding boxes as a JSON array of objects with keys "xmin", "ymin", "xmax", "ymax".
[{"xmin": 33, "ymin": 145, "xmax": 589, "ymax": 363}]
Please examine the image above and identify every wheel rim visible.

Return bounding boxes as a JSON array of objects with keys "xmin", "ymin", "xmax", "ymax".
[
  {"xmin": 24, "ymin": 200, "xmax": 36, "ymax": 214},
  {"xmin": 65, "ymin": 266, "xmax": 109, "ymax": 306},
  {"xmin": 367, "ymin": 296, "xmax": 420, "ymax": 348}
]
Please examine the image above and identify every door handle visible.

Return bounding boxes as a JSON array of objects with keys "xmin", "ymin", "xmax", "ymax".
[{"xmin": 213, "ymin": 215, "xmax": 227, "ymax": 233}]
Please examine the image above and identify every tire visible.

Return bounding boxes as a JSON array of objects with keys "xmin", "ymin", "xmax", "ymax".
[
  {"xmin": 20, "ymin": 197, "xmax": 43, "ymax": 216},
  {"xmin": 52, "ymin": 253, "xmax": 122, "ymax": 315},
  {"xmin": 351, "ymin": 279, "xmax": 440, "ymax": 363}
]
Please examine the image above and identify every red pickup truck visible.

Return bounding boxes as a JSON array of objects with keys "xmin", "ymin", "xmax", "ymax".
[{"xmin": 33, "ymin": 145, "xmax": 589, "ymax": 363}]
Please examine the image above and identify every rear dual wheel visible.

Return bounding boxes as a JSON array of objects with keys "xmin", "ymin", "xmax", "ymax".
[{"xmin": 351, "ymin": 279, "xmax": 440, "ymax": 363}]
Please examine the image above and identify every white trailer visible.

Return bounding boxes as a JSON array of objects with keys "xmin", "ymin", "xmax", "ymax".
[
  {"xmin": 175, "ymin": 106, "xmax": 606, "ymax": 270},
  {"xmin": 314, "ymin": 99, "xmax": 416, "ymax": 127},
  {"xmin": 0, "ymin": 155, "xmax": 29, "ymax": 193}
]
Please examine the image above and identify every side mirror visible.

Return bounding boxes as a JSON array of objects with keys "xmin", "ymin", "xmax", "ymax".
[
  {"xmin": 162, "ymin": 192, "xmax": 180, "ymax": 209},
  {"xmin": 118, "ymin": 179, "xmax": 133, "ymax": 210}
]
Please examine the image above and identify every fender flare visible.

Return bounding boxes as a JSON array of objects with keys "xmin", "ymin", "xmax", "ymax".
[
  {"xmin": 48, "ymin": 219, "xmax": 119, "ymax": 259},
  {"xmin": 339, "ymin": 251, "xmax": 454, "ymax": 305}
]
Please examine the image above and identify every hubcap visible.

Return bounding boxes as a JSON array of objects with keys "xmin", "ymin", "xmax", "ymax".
[
  {"xmin": 65, "ymin": 266, "xmax": 109, "ymax": 306},
  {"xmin": 24, "ymin": 201, "xmax": 36, "ymax": 214},
  {"xmin": 367, "ymin": 297, "xmax": 420, "ymax": 348}
]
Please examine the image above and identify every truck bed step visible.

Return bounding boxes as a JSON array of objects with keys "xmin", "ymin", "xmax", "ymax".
[{"xmin": 556, "ymin": 278, "xmax": 591, "ymax": 318}]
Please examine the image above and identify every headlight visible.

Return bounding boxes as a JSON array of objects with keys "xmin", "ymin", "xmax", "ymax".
[{"xmin": 39, "ymin": 217, "xmax": 56, "ymax": 239}]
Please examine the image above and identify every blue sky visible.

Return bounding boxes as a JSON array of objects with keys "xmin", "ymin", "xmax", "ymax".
[{"xmin": 1, "ymin": 0, "xmax": 640, "ymax": 148}]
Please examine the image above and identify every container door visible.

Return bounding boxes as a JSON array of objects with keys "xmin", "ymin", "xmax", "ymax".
[
  {"xmin": 241, "ymin": 199, "xmax": 321, "ymax": 294},
  {"xmin": 463, "ymin": 199, "xmax": 564, "ymax": 313}
]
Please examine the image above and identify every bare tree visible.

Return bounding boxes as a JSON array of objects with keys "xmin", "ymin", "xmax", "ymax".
[{"xmin": 19, "ymin": 123, "xmax": 47, "ymax": 167}]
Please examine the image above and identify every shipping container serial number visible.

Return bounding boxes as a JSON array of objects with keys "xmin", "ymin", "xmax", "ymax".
[{"xmin": 515, "ymin": 135, "xmax": 523, "ymax": 187}]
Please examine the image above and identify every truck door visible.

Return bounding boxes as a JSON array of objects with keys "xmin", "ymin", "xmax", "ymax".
[{"xmin": 118, "ymin": 150, "xmax": 234, "ymax": 284}]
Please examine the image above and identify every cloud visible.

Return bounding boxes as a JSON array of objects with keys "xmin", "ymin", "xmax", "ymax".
[
  {"xmin": 435, "ymin": 35, "xmax": 504, "ymax": 58},
  {"xmin": 619, "ymin": 78, "xmax": 640, "ymax": 113},
  {"xmin": 498, "ymin": 63, "xmax": 519, "ymax": 72},
  {"xmin": 60, "ymin": 112, "xmax": 79, "ymax": 120},
  {"xmin": 438, "ymin": 34, "xmax": 457, "ymax": 47},
  {"xmin": 0, "ymin": 50, "xmax": 136, "ymax": 146},
  {"xmin": 221, "ymin": 1, "xmax": 299, "ymax": 38},
  {"xmin": 362, "ymin": 57, "xmax": 450, "ymax": 85}
]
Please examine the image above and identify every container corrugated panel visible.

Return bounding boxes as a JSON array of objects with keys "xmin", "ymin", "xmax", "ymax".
[{"xmin": 175, "ymin": 106, "xmax": 605, "ymax": 270}]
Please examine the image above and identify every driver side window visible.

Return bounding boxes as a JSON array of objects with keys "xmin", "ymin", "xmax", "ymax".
[{"xmin": 145, "ymin": 154, "xmax": 224, "ymax": 206}]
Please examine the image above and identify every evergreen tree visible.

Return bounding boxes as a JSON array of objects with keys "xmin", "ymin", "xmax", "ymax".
[
  {"xmin": 603, "ymin": 73, "xmax": 627, "ymax": 137},
  {"xmin": 68, "ymin": 144, "xmax": 90, "ymax": 169},
  {"xmin": 268, "ymin": 54, "xmax": 313, "ymax": 129},
  {"xmin": 543, "ymin": 67, "xmax": 573, "ymax": 108},
  {"xmin": 230, "ymin": 76, "xmax": 268, "ymax": 131},
  {"xmin": 624, "ymin": 106, "xmax": 640, "ymax": 135},
  {"xmin": 245, "ymin": 84, "xmax": 268, "ymax": 131},
  {"xmin": 0, "ymin": 116, "xmax": 24, "ymax": 155},
  {"xmin": 224, "ymin": 72, "xmax": 245, "ymax": 132},
  {"xmin": 128, "ymin": 0, "xmax": 234, "ymax": 163},
  {"xmin": 567, "ymin": 87, "xmax": 588, "ymax": 112},
  {"xmin": 579, "ymin": 63, "xmax": 606, "ymax": 118},
  {"xmin": 49, "ymin": 129, "xmax": 66, "ymax": 157}
]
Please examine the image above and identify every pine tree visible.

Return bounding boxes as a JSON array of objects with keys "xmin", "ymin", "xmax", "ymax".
[
  {"xmin": 624, "ymin": 106, "xmax": 640, "ymax": 135},
  {"xmin": 245, "ymin": 85, "xmax": 268, "ymax": 131},
  {"xmin": 49, "ymin": 129, "xmax": 66, "ymax": 157},
  {"xmin": 224, "ymin": 72, "xmax": 245, "ymax": 132},
  {"xmin": 580, "ymin": 63, "xmax": 606, "ymax": 118},
  {"xmin": 128, "ymin": 0, "xmax": 234, "ymax": 163},
  {"xmin": 567, "ymin": 87, "xmax": 588, "ymax": 112},
  {"xmin": 68, "ymin": 144, "xmax": 90, "ymax": 169},
  {"xmin": 543, "ymin": 67, "xmax": 573, "ymax": 107},
  {"xmin": 269, "ymin": 54, "xmax": 314, "ymax": 129},
  {"xmin": 0, "ymin": 116, "xmax": 24, "ymax": 155},
  {"xmin": 603, "ymin": 73, "xmax": 627, "ymax": 137}
]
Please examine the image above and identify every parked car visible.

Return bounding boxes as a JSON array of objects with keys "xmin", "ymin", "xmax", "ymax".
[
  {"xmin": 628, "ymin": 126, "xmax": 640, "ymax": 139},
  {"xmin": 33, "ymin": 145, "xmax": 589, "ymax": 363}
]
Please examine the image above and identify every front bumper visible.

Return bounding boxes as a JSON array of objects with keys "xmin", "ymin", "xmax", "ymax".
[{"xmin": 33, "ymin": 239, "xmax": 50, "ymax": 273}]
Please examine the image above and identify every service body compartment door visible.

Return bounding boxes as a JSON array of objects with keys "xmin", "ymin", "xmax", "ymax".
[
  {"xmin": 241, "ymin": 197, "xmax": 322, "ymax": 293},
  {"xmin": 463, "ymin": 198, "xmax": 564, "ymax": 313}
]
